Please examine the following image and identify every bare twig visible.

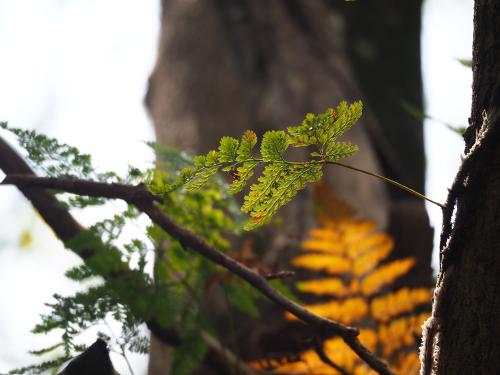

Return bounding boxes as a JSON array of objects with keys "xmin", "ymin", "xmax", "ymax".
[
  {"xmin": 103, "ymin": 319, "xmax": 135, "ymax": 375},
  {"xmin": 1, "ymin": 175, "xmax": 161, "ymax": 203},
  {"xmin": 2, "ymin": 174, "xmax": 358, "ymax": 334},
  {"xmin": 0, "ymin": 142, "xmax": 395, "ymax": 375},
  {"xmin": 329, "ymin": 161, "xmax": 444, "ymax": 209},
  {"xmin": 0, "ymin": 137, "xmax": 258, "ymax": 375},
  {"xmin": 263, "ymin": 270, "xmax": 295, "ymax": 280}
]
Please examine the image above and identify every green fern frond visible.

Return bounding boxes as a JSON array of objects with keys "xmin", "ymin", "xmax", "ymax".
[
  {"xmin": 240, "ymin": 163, "xmax": 289, "ymax": 227},
  {"xmin": 236, "ymin": 130, "xmax": 258, "ymax": 161},
  {"xmin": 228, "ymin": 161, "xmax": 259, "ymax": 194},
  {"xmin": 260, "ymin": 130, "xmax": 289, "ymax": 161},
  {"xmin": 287, "ymin": 101, "xmax": 362, "ymax": 152},
  {"xmin": 218, "ymin": 136, "xmax": 239, "ymax": 162},
  {"xmin": 171, "ymin": 101, "xmax": 362, "ymax": 230},
  {"xmin": 328, "ymin": 100, "xmax": 363, "ymax": 141},
  {"xmin": 325, "ymin": 141, "xmax": 359, "ymax": 162},
  {"xmin": 7, "ymin": 356, "xmax": 69, "ymax": 375},
  {"xmin": 287, "ymin": 111, "xmax": 332, "ymax": 147},
  {"xmin": 184, "ymin": 165, "xmax": 219, "ymax": 191},
  {"xmin": 29, "ymin": 343, "xmax": 65, "ymax": 356},
  {"xmin": 242, "ymin": 163, "xmax": 323, "ymax": 230}
]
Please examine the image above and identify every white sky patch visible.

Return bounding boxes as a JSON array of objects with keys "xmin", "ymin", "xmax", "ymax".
[
  {"xmin": 0, "ymin": 1, "xmax": 160, "ymax": 373},
  {"xmin": 0, "ymin": 0, "xmax": 473, "ymax": 373},
  {"xmin": 422, "ymin": 0, "xmax": 473, "ymax": 269}
]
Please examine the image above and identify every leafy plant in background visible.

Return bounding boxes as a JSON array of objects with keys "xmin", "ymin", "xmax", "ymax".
[
  {"xmin": 0, "ymin": 100, "xmax": 434, "ymax": 375},
  {"xmin": 0, "ymin": 123, "xmax": 248, "ymax": 374},
  {"xmin": 252, "ymin": 183, "xmax": 431, "ymax": 374}
]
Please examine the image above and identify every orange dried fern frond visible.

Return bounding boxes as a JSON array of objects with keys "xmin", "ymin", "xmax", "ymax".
[{"xmin": 253, "ymin": 183, "xmax": 431, "ymax": 374}]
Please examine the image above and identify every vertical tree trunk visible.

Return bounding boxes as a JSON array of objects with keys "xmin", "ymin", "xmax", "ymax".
[
  {"xmin": 145, "ymin": 0, "xmax": 389, "ymax": 224},
  {"xmin": 421, "ymin": 2, "xmax": 500, "ymax": 374},
  {"xmin": 145, "ymin": 1, "xmax": 432, "ymax": 373}
]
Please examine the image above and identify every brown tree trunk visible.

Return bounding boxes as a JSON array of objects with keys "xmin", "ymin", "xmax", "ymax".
[
  {"xmin": 421, "ymin": 2, "xmax": 500, "ymax": 374},
  {"xmin": 145, "ymin": 0, "xmax": 389, "ymax": 224},
  {"xmin": 145, "ymin": 1, "xmax": 432, "ymax": 373}
]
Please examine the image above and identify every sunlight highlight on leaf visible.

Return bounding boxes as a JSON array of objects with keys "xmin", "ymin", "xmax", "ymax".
[
  {"xmin": 361, "ymin": 258, "xmax": 415, "ymax": 296},
  {"xmin": 371, "ymin": 288, "xmax": 432, "ymax": 322},
  {"xmin": 297, "ymin": 278, "xmax": 358, "ymax": 297},
  {"xmin": 285, "ymin": 297, "xmax": 368, "ymax": 324},
  {"xmin": 292, "ymin": 254, "xmax": 351, "ymax": 274}
]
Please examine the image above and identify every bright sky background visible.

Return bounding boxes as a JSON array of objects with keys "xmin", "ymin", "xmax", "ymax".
[
  {"xmin": 0, "ymin": 0, "xmax": 473, "ymax": 373},
  {"xmin": 0, "ymin": 0, "xmax": 159, "ymax": 373},
  {"xmin": 422, "ymin": 0, "xmax": 473, "ymax": 267}
]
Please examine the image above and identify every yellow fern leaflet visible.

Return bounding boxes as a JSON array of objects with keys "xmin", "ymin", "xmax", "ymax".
[
  {"xmin": 378, "ymin": 313, "xmax": 428, "ymax": 357},
  {"xmin": 352, "ymin": 234, "xmax": 393, "ymax": 276},
  {"xmin": 252, "ymin": 329, "xmax": 378, "ymax": 374},
  {"xmin": 285, "ymin": 297, "xmax": 368, "ymax": 324},
  {"xmin": 361, "ymin": 258, "xmax": 415, "ymax": 296},
  {"xmin": 292, "ymin": 254, "xmax": 351, "ymax": 274},
  {"xmin": 394, "ymin": 352, "xmax": 421, "ymax": 374},
  {"xmin": 301, "ymin": 237, "xmax": 344, "ymax": 254},
  {"xmin": 297, "ymin": 278, "xmax": 360, "ymax": 297},
  {"xmin": 371, "ymin": 288, "xmax": 432, "ymax": 322},
  {"xmin": 253, "ymin": 184, "xmax": 431, "ymax": 375}
]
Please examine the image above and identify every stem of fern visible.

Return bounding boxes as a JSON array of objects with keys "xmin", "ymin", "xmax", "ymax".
[
  {"xmin": 174, "ymin": 156, "xmax": 444, "ymax": 209},
  {"xmin": 328, "ymin": 161, "xmax": 444, "ymax": 209}
]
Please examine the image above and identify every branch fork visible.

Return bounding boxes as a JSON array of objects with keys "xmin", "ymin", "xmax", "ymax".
[{"xmin": 0, "ymin": 137, "xmax": 394, "ymax": 375}]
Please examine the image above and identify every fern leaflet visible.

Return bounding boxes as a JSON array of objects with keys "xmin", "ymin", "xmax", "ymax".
[{"xmin": 171, "ymin": 101, "xmax": 363, "ymax": 229}]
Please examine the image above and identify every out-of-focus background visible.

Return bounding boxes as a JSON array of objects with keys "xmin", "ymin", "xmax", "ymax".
[{"xmin": 0, "ymin": 0, "xmax": 472, "ymax": 373}]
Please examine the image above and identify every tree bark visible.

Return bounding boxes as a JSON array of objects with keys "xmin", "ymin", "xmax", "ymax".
[
  {"xmin": 421, "ymin": 2, "xmax": 500, "ymax": 374},
  {"xmin": 145, "ymin": 1, "xmax": 432, "ymax": 373},
  {"xmin": 145, "ymin": 0, "xmax": 388, "ymax": 225}
]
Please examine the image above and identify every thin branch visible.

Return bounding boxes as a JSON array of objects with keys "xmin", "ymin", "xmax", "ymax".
[
  {"xmin": 1, "ymin": 175, "xmax": 161, "ymax": 203},
  {"xmin": 0, "ymin": 138, "xmax": 259, "ymax": 375},
  {"xmin": 1, "ymin": 173, "xmax": 395, "ymax": 375},
  {"xmin": 2, "ymin": 175, "xmax": 357, "ymax": 334},
  {"xmin": 329, "ymin": 161, "xmax": 444, "ymax": 209},
  {"xmin": 154, "ymin": 153, "xmax": 442, "ymax": 209},
  {"xmin": 103, "ymin": 319, "xmax": 135, "ymax": 375},
  {"xmin": 263, "ymin": 270, "xmax": 295, "ymax": 280}
]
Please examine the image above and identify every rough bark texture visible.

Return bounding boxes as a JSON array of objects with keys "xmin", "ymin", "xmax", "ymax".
[
  {"xmin": 145, "ymin": 1, "xmax": 432, "ymax": 373},
  {"xmin": 422, "ymin": 2, "xmax": 500, "ymax": 374},
  {"xmin": 145, "ymin": 0, "xmax": 388, "ymax": 225}
]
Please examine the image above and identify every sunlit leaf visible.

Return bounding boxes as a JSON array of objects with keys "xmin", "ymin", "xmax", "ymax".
[
  {"xmin": 361, "ymin": 258, "xmax": 415, "ymax": 296},
  {"xmin": 292, "ymin": 254, "xmax": 351, "ymax": 274}
]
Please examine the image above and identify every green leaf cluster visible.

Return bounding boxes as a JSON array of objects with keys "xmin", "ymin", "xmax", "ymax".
[
  {"xmin": 173, "ymin": 101, "xmax": 362, "ymax": 229},
  {"xmin": 0, "ymin": 123, "xmax": 146, "ymax": 209},
  {"xmin": 0, "ymin": 129, "xmax": 259, "ymax": 374},
  {"xmin": 6, "ymin": 356, "xmax": 70, "ymax": 375},
  {"xmin": 144, "ymin": 146, "xmax": 265, "ymax": 369},
  {"xmin": 1, "ymin": 101, "xmax": 362, "ymax": 374},
  {"xmin": 242, "ymin": 163, "xmax": 323, "ymax": 229}
]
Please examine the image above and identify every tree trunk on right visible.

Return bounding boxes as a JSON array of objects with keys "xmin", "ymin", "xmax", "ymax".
[{"xmin": 421, "ymin": 1, "xmax": 500, "ymax": 374}]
